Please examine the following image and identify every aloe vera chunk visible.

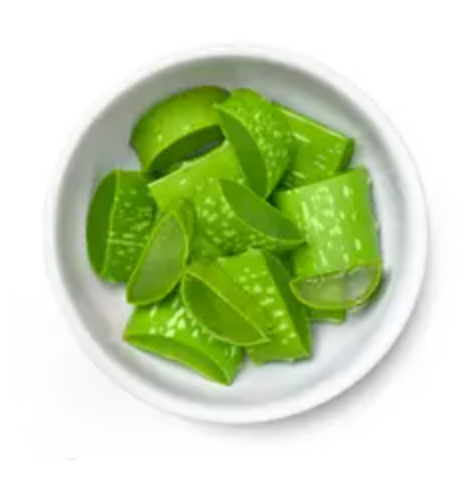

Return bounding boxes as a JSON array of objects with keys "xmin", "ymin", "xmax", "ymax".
[
  {"xmin": 124, "ymin": 292, "xmax": 243, "ymax": 385},
  {"xmin": 148, "ymin": 141, "xmax": 243, "ymax": 211},
  {"xmin": 127, "ymin": 201, "xmax": 194, "ymax": 305},
  {"xmin": 131, "ymin": 86, "xmax": 229, "ymax": 173},
  {"xmin": 218, "ymin": 249, "xmax": 311, "ymax": 363},
  {"xmin": 182, "ymin": 261, "xmax": 269, "ymax": 346},
  {"xmin": 216, "ymin": 89, "xmax": 295, "ymax": 197},
  {"xmin": 194, "ymin": 179, "xmax": 303, "ymax": 255},
  {"xmin": 86, "ymin": 170, "xmax": 157, "ymax": 282},
  {"xmin": 274, "ymin": 168, "xmax": 382, "ymax": 310},
  {"xmin": 278, "ymin": 105, "xmax": 355, "ymax": 189}
]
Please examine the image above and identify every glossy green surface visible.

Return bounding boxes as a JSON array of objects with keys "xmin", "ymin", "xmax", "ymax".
[
  {"xmin": 127, "ymin": 201, "xmax": 194, "ymax": 305},
  {"xmin": 124, "ymin": 292, "xmax": 243, "ymax": 385},
  {"xmin": 182, "ymin": 261, "xmax": 269, "ymax": 346},
  {"xmin": 274, "ymin": 168, "xmax": 382, "ymax": 310},
  {"xmin": 278, "ymin": 105, "xmax": 355, "ymax": 189},
  {"xmin": 216, "ymin": 89, "xmax": 295, "ymax": 197},
  {"xmin": 86, "ymin": 170, "xmax": 156, "ymax": 283},
  {"xmin": 131, "ymin": 86, "xmax": 229, "ymax": 173},
  {"xmin": 194, "ymin": 179, "xmax": 303, "ymax": 255},
  {"xmin": 148, "ymin": 141, "xmax": 243, "ymax": 211},
  {"xmin": 218, "ymin": 250, "xmax": 311, "ymax": 364}
]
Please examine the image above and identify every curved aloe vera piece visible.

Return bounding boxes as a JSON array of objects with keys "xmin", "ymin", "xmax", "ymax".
[
  {"xmin": 148, "ymin": 141, "xmax": 243, "ymax": 211},
  {"xmin": 86, "ymin": 170, "xmax": 157, "ymax": 282},
  {"xmin": 130, "ymin": 86, "xmax": 229, "ymax": 174},
  {"xmin": 274, "ymin": 168, "xmax": 382, "ymax": 310},
  {"xmin": 194, "ymin": 179, "xmax": 303, "ymax": 255},
  {"xmin": 307, "ymin": 308, "xmax": 347, "ymax": 324},
  {"xmin": 127, "ymin": 201, "xmax": 194, "ymax": 305},
  {"xmin": 218, "ymin": 250, "xmax": 311, "ymax": 364},
  {"xmin": 182, "ymin": 261, "xmax": 269, "ymax": 346},
  {"xmin": 216, "ymin": 89, "xmax": 295, "ymax": 197},
  {"xmin": 278, "ymin": 105, "xmax": 355, "ymax": 189},
  {"xmin": 124, "ymin": 292, "xmax": 243, "ymax": 385}
]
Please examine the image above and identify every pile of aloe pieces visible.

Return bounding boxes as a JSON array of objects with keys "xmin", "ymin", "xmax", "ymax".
[{"xmin": 86, "ymin": 86, "xmax": 382, "ymax": 385}]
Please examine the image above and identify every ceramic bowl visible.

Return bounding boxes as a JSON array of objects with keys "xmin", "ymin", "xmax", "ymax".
[{"xmin": 46, "ymin": 47, "xmax": 428, "ymax": 424}]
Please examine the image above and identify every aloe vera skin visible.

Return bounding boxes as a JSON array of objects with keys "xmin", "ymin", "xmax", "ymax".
[
  {"xmin": 130, "ymin": 86, "xmax": 229, "ymax": 174},
  {"xmin": 182, "ymin": 261, "xmax": 270, "ymax": 347},
  {"xmin": 274, "ymin": 168, "xmax": 382, "ymax": 310},
  {"xmin": 278, "ymin": 105, "xmax": 355, "ymax": 189},
  {"xmin": 86, "ymin": 170, "xmax": 157, "ymax": 283},
  {"xmin": 124, "ymin": 292, "xmax": 243, "ymax": 385},
  {"xmin": 126, "ymin": 201, "xmax": 194, "ymax": 306},
  {"xmin": 194, "ymin": 179, "xmax": 303, "ymax": 255},
  {"xmin": 148, "ymin": 141, "xmax": 243, "ymax": 212},
  {"xmin": 216, "ymin": 89, "xmax": 295, "ymax": 197},
  {"xmin": 218, "ymin": 249, "xmax": 311, "ymax": 364}
]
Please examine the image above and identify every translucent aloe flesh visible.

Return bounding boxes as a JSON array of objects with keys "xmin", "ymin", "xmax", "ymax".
[
  {"xmin": 86, "ymin": 170, "xmax": 157, "ymax": 282},
  {"xmin": 218, "ymin": 249, "xmax": 311, "ymax": 363},
  {"xmin": 278, "ymin": 105, "xmax": 355, "ymax": 189},
  {"xmin": 182, "ymin": 261, "xmax": 270, "ymax": 346},
  {"xmin": 127, "ymin": 201, "xmax": 194, "ymax": 305},
  {"xmin": 124, "ymin": 291, "xmax": 243, "ymax": 385},
  {"xmin": 194, "ymin": 179, "xmax": 303, "ymax": 255},
  {"xmin": 274, "ymin": 168, "xmax": 382, "ymax": 310},
  {"xmin": 307, "ymin": 308, "xmax": 347, "ymax": 324},
  {"xmin": 148, "ymin": 141, "xmax": 243, "ymax": 212},
  {"xmin": 130, "ymin": 86, "xmax": 229, "ymax": 174},
  {"xmin": 216, "ymin": 89, "xmax": 295, "ymax": 197}
]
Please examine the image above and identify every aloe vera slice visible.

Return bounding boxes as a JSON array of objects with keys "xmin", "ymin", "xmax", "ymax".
[
  {"xmin": 130, "ymin": 86, "xmax": 229, "ymax": 174},
  {"xmin": 86, "ymin": 170, "xmax": 157, "ymax": 282},
  {"xmin": 307, "ymin": 308, "xmax": 347, "ymax": 324},
  {"xmin": 194, "ymin": 179, "xmax": 303, "ymax": 255},
  {"xmin": 278, "ymin": 105, "xmax": 355, "ymax": 189},
  {"xmin": 218, "ymin": 250, "xmax": 311, "ymax": 363},
  {"xmin": 182, "ymin": 261, "xmax": 269, "ymax": 346},
  {"xmin": 127, "ymin": 201, "xmax": 194, "ymax": 305},
  {"xmin": 216, "ymin": 89, "xmax": 295, "ymax": 197},
  {"xmin": 274, "ymin": 168, "xmax": 382, "ymax": 310},
  {"xmin": 148, "ymin": 141, "xmax": 243, "ymax": 211},
  {"xmin": 123, "ymin": 292, "xmax": 243, "ymax": 385}
]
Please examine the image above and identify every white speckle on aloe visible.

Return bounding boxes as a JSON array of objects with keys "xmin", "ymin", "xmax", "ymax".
[
  {"xmin": 224, "ymin": 230, "xmax": 235, "ymax": 238},
  {"xmin": 327, "ymin": 241, "xmax": 334, "ymax": 250},
  {"xmin": 281, "ymin": 338, "xmax": 290, "ymax": 345},
  {"xmin": 148, "ymin": 326, "xmax": 157, "ymax": 334},
  {"xmin": 354, "ymin": 238, "xmax": 363, "ymax": 251},
  {"xmin": 252, "ymin": 285, "xmax": 263, "ymax": 294},
  {"xmin": 177, "ymin": 319, "xmax": 186, "ymax": 330},
  {"xmin": 344, "ymin": 253, "xmax": 350, "ymax": 264},
  {"xmin": 278, "ymin": 323, "xmax": 289, "ymax": 331},
  {"xmin": 273, "ymin": 309, "xmax": 285, "ymax": 318},
  {"xmin": 339, "ymin": 211, "xmax": 346, "ymax": 220},
  {"xmin": 179, "ymin": 178, "xmax": 188, "ymax": 186},
  {"xmin": 330, "ymin": 225, "xmax": 343, "ymax": 237},
  {"xmin": 204, "ymin": 197, "xmax": 215, "ymax": 206},
  {"xmin": 164, "ymin": 329, "xmax": 175, "ymax": 338},
  {"xmin": 351, "ymin": 212, "xmax": 358, "ymax": 222},
  {"xmin": 289, "ymin": 332, "xmax": 297, "ymax": 339},
  {"xmin": 265, "ymin": 286, "xmax": 275, "ymax": 295},
  {"xmin": 149, "ymin": 305, "xmax": 158, "ymax": 317},
  {"xmin": 231, "ymin": 347, "xmax": 238, "ymax": 357},
  {"xmin": 311, "ymin": 218, "xmax": 325, "ymax": 232},
  {"xmin": 206, "ymin": 213, "xmax": 218, "ymax": 223},
  {"xmin": 322, "ymin": 209, "xmax": 335, "ymax": 218},
  {"xmin": 292, "ymin": 171, "xmax": 306, "ymax": 179},
  {"xmin": 319, "ymin": 250, "xmax": 329, "ymax": 267},
  {"xmin": 192, "ymin": 329, "xmax": 199, "ymax": 338},
  {"xmin": 260, "ymin": 297, "xmax": 275, "ymax": 306},
  {"xmin": 343, "ymin": 185, "xmax": 354, "ymax": 198}
]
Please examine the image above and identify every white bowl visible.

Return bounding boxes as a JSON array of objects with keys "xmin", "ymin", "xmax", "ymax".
[{"xmin": 46, "ymin": 47, "xmax": 428, "ymax": 424}]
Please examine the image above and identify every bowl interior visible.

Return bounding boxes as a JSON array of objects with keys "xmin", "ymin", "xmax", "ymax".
[{"xmin": 54, "ymin": 54, "xmax": 419, "ymax": 421}]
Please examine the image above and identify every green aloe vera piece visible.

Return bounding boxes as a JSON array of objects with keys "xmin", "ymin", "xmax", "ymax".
[
  {"xmin": 86, "ymin": 170, "xmax": 157, "ymax": 283},
  {"xmin": 307, "ymin": 308, "xmax": 347, "ymax": 324},
  {"xmin": 123, "ymin": 292, "xmax": 243, "ymax": 385},
  {"xmin": 148, "ymin": 141, "xmax": 243, "ymax": 211},
  {"xmin": 182, "ymin": 261, "xmax": 269, "ymax": 346},
  {"xmin": 216, "ymin": 89, "xmax": 295, "ymax": 197},
  {"xmin": 127, "ymin": 201, "xmax": 194, "ymax": 305},
  {"xmin": 218, "ymin": 249, "xmax": 311, "ymax": 364},
  {"xmin": 274, "ymin": 168, "xmax": 382, "ymax": 310},
  {"xmin": 194, "ymin": 179, "xmax": 303, "ymax": 255},
  {"xmin": 278, "ymin": 105, "xmax": 355, "ymax": 189},
  {"xmin": 130, "ymin": 86, "xmax": 229, "ymax": 174}
]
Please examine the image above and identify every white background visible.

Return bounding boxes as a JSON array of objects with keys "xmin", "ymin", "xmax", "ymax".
[{"xmin": 3, "ymin": 0, "xmax": 476, "ymax": 473}]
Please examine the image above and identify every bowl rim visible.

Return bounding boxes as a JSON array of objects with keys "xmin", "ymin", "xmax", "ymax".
[{"xmin": 45, "ymin": 45, "xmax": 429, "ymax": 424}]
